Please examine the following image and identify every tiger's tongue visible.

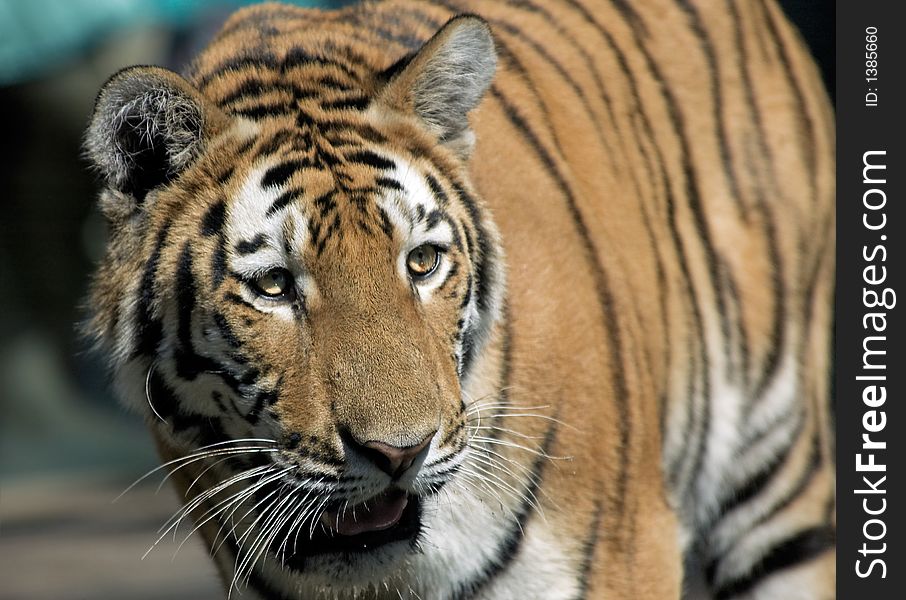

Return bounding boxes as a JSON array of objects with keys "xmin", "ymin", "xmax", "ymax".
[{"xmin": 323, "ymin": 491, "xmax": 408, "ymax": 536}]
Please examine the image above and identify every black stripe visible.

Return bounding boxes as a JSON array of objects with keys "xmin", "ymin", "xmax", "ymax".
[
  {"xmin": 282, "ymin": 47, "xmax": 362, "ymax": 79},
  {"xmin": 235, "ymin": 138, "xmax": 256, "ymax": 157},
  {"xmin": 316, "ymin": 149, "xmax": 343, "ymax": 168},
  {"xmin": 147, "ymin": 368, "xmax": 177, "ymax": 421},
  {"xmin": 423, "ymin": 176, "xmax": 465, "ymax": 251},
  {"xmin": 425, "ymin": 173, "xmax": 449, "ymax": 205},
  {"xmin": 749, "ymin": 202, "xmax": 785, "ymax": 402},
  {"xmin": 213, "ymin": 312, "xmax": 242, "ymax": 348},
  {"xmin": 261, "ymin": 161, "xmax": 303, "ymax": 189},
  {"xmin": 320, "ymin": 95, "xmax": 370, "ymax": 111},
  {"xmin": 741, "ymin": 400, "xmax": 802, "ymax": 452},
  {"xmin": 314, "ymin": 190, "xmax": 337, "ymax": 215},
  {"xmin": 315, "ymin": 74, "xmax": 357, "ymax": 91},
  {"xmin": 750, "ymin": 430, "xmax": 822, "ymax": 529},
  {"xmin": 637, "ymin": 203, "xmax": 672, "ymax": 436},
  {"xmin": 147, "ymin": 369, "xmax": 225, "ymax": 443},
  {"xmin": 253, "ymin": 130, "xmax": 296, "ymax": 159},
  {"xmin": 197, "ymin": 54, "xmax": 280, "ymax": 89},
  {"xmin": 448, "ymin": 181, "xmax": 487, "ymax": 376},
  {"xmin": 711, "ymin": 410, "xmax": 805, "ymax": 525},
  {"xmin": 211, "ymin": 235, "xmax": 227, "ymax": 290},
  {"xmin": 452, "ymin": 413, "xmax": 557, "ymax": 600},
  {"xmin": 174, "ymin": 243, "xmax": 209, "ymax": 381},
  {"xmin": 216, "ymin": 166, "xmax": 234, "ymax": 186},
  {"xmin": 200, "ymin": 200, "xmax": 226, "ymax": 237},
  {"xmin": 457, "ymin": 276, "xmax": 478, "ymax": 377},
  {"xmin": 375, "ymin": 176, "xmax": 403, "ymax": 191},
  {"xmin": 436, "ymin": 260, "xmax": 460, "ymax": 295},
  {"xmin": 609, "ymin": 0, "xmax": 649, "ymax": 35},
  {"xmin": 352, "ymin": 18, "xmax": 425, "ymax": 52},
  {"xmin": 224, "ymin": 292, "xmax": 256, "ymax": 310},
  {"xmin": 713, "ymin": 526, "xmax": 835, "ymax": 599},
  {"xmin": 232, "ymin": 103, "xmax": 294, "ymax": 120},
  {"xmin": 246, "ymin": 388, "xmax": 279, "ymax": 425},
  {"xmin": 235, "ymin": 234, "xmax": 267, "ymax": 255},
  {"xmin": 676, "ymin": 0, "xmax": 746, "ymax": 216},
  {"xmin": 315, "ymin": 216, "xmax": 341, "ymax": 256},
  {"xmin": 757, "ymin": 0, "xmax": 817, "ymax": 191},
  {"xmin": 685, "ymin": 338, "xmax": 711, "ymax": 506},
  {"xmin": 216, "ymin": 78, "xmax": 301, "ymax": 107},
  {"xmin": 267, "ymin": 187, "xmax": 303, "ymax": 216},
  {"xmin": 172, "ymin": 277, "xmax": 246, "ymax": 388},
  {"xmin": 376, "ymin": 206, "xmax": 394, "ymax": 240},
  {"xmin": 210, "ymin": 391, "xmax": 228, "ymax": 413},
  {"xmin": 296, "ymin": 110, "xmax": 316, "ymax": 130},
  {"xmin": 345, "ymin": 150, "xmax": 395, "ymax": 170},
  {"xmin": 449, "ymin": 183, "xmax": 489, "ymax": 313},
  {"xmin": 216, "ymin": 5, "xmax": 306, "ymax": 36},
  {"xmin": 576, "ymin": 492, "xmax": 605, "ymax": 598},
  {"xmin": 490, "ymin": 87, "xmax": 632, "ymax": 516},
  {"xmin": 424, "ymin": 209, "xmax": 448, "ymax": 231},
  {"xmin": 133, "ymin": 219, "xmax": 172, "ymax": 357},
  {"xmin": 720, "ymin": 258, "xmax": 751, "ymax": 387}
]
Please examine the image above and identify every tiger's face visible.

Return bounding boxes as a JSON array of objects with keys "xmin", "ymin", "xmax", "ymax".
[
  {"xmin": 166, "ymin": 122, "xmax": 475, "ymax": 572},
  {"xmin": 86, "ymin": 16, "xmax": 502, "ymax": 586}
]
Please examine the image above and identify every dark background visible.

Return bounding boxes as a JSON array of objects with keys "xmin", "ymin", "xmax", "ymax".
[
  {"xmin": 0, "ymin": 1, "xmax": 832, "ymax": 598},
  {"xmin": 835, "ymin": 1, "xmax": 903, "ymax": 599}
]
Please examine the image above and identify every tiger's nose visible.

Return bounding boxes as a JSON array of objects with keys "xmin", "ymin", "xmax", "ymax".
[{"xmin": 352, "ymin": 432, "xmax": 436, "ymax": 478}]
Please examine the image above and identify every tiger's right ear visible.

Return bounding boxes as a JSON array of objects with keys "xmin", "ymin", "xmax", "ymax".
[
  {"xmin": 376, "ymin": 15, "xmax": 496, "ymax": 159},
  {"xmin": 85, "ymin": 66, "xmax": 228, "ymax": 202}
]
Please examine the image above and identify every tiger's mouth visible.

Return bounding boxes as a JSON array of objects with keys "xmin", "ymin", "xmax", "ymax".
[
  {"xmin": 318, "ymin": 488, "xmax": 411, "ymax": 537},
  {"xmin": 280, "ymin": 489, "xmax": 423, "ymax": 565}
]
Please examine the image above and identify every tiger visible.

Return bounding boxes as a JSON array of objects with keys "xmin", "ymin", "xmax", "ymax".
[{"xmin": 83, "ymin": 0, "xmax": 835, "ymax": 598}]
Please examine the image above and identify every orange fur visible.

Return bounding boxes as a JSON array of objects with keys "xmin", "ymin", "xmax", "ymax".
[{"xmin": 86, "ymin": 1, "xmax": 834, "ymax": 598}]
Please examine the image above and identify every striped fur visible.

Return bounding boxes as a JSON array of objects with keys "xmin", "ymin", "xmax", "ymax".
[{"xmin": 85, "ymin": 1, "xmax": 835, "ymax": 598}]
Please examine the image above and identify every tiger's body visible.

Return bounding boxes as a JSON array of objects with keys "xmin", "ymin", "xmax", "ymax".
[{"xmin": 85, "ymin": 0, "xmax": 835, "ymax": 598}]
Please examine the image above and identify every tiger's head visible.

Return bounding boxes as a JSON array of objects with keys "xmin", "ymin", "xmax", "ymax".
[{"xmin": 85, "ymin": 13, "xmax": 506, "ymax": 587}]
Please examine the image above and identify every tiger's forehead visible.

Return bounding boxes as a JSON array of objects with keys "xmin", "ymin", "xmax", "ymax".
[{"xmin": 222, "ymin": 141, "xmax": 451, "ymax": 269}]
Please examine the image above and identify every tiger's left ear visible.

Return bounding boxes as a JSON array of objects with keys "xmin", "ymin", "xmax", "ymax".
[{"xmin": 377, "ymin": 15, "xmax": 496, "ymax": 159}]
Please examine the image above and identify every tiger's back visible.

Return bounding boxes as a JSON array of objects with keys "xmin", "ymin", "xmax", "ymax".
[
  {"xmin": 86, "ymin": 0, "xmax": 834, "ymax": 598},
  {"xmin": 449, "ymin": 0, "xmax": 835, "ymax": 596}
]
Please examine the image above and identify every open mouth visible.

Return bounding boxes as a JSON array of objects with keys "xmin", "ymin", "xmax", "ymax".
[
  {"xmin": 319, "ymin": 488, "xmax": 410, "ymax": 537},
  {"xmin": 278, "ymin": 489, "xmax": 423, "ymax": 567}
]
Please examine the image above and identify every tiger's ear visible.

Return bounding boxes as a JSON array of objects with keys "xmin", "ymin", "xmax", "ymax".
[
  {"xmin": 85, "ymin": 66, "xmax": 228, "ymax": 202},
  {"xmin": 377, "ymin": 15, "xmax": 496, "ymax": 158}
]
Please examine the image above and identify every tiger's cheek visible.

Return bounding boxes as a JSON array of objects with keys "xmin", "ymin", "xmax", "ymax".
[
  {"xmin": 416, "ymin": 255, "xmax": 473, "ymax": 366},
  {"xmin": 216, "ymin": 298, "xmax": 319, "ymax": 424}
]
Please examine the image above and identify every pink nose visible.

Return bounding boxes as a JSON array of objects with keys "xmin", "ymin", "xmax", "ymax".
[{"xmin": 358, "ymin": 433, "xmax": 435, "ymax": 477}]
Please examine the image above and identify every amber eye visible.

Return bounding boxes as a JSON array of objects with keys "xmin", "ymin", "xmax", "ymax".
[
  {"xmin": 406, "ymin": 244, "xmax": 440, "ymax": 279},
  {"xmin": 252, "ymin": 268, "xmax": 294, "ymax": 299}
]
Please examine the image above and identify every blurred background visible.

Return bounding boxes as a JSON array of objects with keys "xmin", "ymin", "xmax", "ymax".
[{"xmin": 0, "ymin": 1, "xmax": 831, "ymax": 598}]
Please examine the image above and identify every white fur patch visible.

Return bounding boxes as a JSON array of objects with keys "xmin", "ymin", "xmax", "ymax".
[
  {"xmin": 377, "ymin": 158, "xmax": 457, "ymax": 302},
  {"xmin": 227, "ymin": 166, "xmax": 313, "ymax": 319}
]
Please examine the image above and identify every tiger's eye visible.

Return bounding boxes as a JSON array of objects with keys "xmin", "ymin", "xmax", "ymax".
[
  {"xmin": 406, "ymin": 244, "xmax": 440, "ymax": 278},
  {"xmin": 253, "ymin": 268, "xmax": 293, "ymax": 298}
]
